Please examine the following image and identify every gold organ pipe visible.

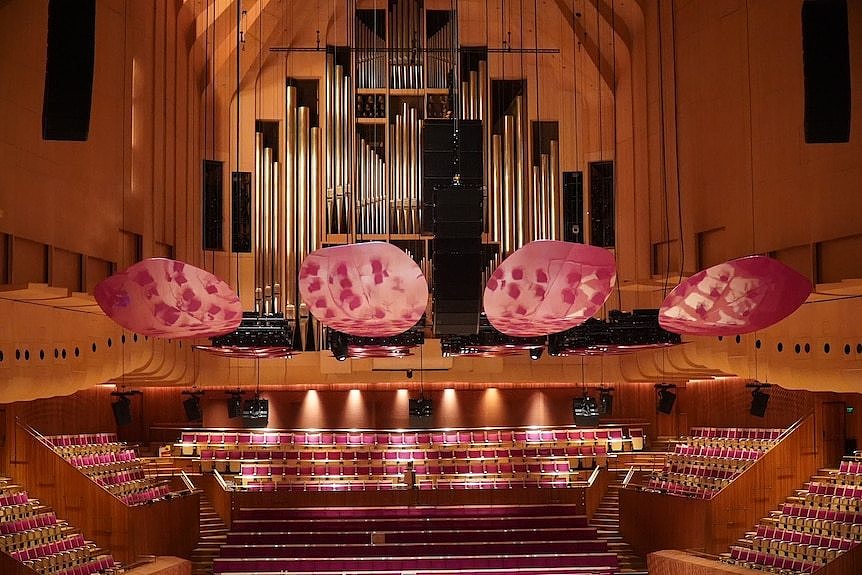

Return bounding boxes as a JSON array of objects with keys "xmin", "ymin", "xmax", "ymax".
[
  {"xmin": 503, "ymin": 115, "xmax": 516, "ymax": 255},
  {"xmin": 310, "ymin": 126, "xmax": 320, "ymax": 250},
  {"xmin": 408, "ymin": 106, "xmax": 417, "ymax": 234},
  {"xmin": 263, "ymin": 146, "xmax": 273, "ymax": 313},
  {"xmin": 297, "ymin": 106, "xmax": 310, "ymax": 262},
  {"xmin": 469, "ymin": 70, "xmax": 478, "ymax": 120},
  {"xmin": 285, "ymin": 86, "xmax": 297, "ymax": 309},
  {"xmin": 514, "ymin": 96, "xmax": 525, "ymax": 248},
  {"xmin": 272, "ymin": 159, "xmax": 281, "ymax": 313},
  {"xmin": 341, "ymin": 73, "xmax": 350, "ymax": 234},
  {"xmin": 389, "ymin": 122, "xmax": 397, "ymax": 233},
  {"xmin": 333, "ymin": 65, "xmax": 343, "ymax": 234},
  {"xmin": 479, "ymin": 60, "xmax": 490, "ymax": 236},
  {"xmin": 325, "ymin": 55, "xmax": 333, "ymax": 232},
  {"xmin": 400, "ymin": 102, "xmax": 409, "ymax": 234},
  {"xmin": 461, "ymin": 81, "xmax": 469, "ymax": 120},
  {"xmin": 541, "ymin": 153, "xmax": 551, "ymax": 239},
  {"xmin": 549, "ymin": 140, "xmax": 559, "ymax": 240}
]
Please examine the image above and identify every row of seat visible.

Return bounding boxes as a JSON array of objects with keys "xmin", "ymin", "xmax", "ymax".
[
  {"xmin": 723, "ymin": 545, "xmax": 818, "ymax": 573},
  {"xmin": 646, "ymin": 427, "xmax": 780, "ymax": 500},
  {"xmin": 721, "ymin": 457, "xmax": 862, "ymax": 574},
  {"xmin": 180, "ymin": 426, "xmax": 644, "ymax": 455},
  {"xmin": 214, "ymin": 504, "xmax": 617, "ymax": 574},
  {"xmin": 689, "ymin": 427, "xmax": 784, "ymax": 440},
  {"xmin": 242, "ymin": 476, "xmax": 576, "ymax": 492},
  {"xmin": 47, "ymin": 433, "xmax": 175, "ymax": 508}
]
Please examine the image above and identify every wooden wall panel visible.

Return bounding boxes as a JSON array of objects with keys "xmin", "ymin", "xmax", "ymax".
[{"xmin": 648, "ymin": 550, "xmax": 761, "ymax": 575}]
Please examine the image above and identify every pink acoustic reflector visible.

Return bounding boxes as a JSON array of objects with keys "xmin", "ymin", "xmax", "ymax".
[
  {"xmin": 659, "ymin": 255, "xmax": 812, "ymax": 336},
  {"xmin": 483, "ymin": 240, "xmax": 617, "ymax": 337},
  {"xmin": 94, "ymin": 258, "xmax": 242, "ymax": 339},
  {"xmin": 299, "ymin": 242, "xmax": 429, "ymax": 337}
]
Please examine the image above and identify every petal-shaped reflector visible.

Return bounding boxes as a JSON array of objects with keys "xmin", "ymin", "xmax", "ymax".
[
  {"xmin": 483, "ymin": 240, "xmax": 617, "ymax": 337},
  {"xmin": 299, "ymin": 242, "xmax": 429, "ymax": 337},
  {"xmin": 659, "ymin": 255, "xmax": 812, "ymax": 336},
  {"xmin": 94, "ymin": 258, "xmax": 242, "ymax": 338},
  {"xmin": 194, "ymin": 346, "xmax": 295, "ymax": 359}
]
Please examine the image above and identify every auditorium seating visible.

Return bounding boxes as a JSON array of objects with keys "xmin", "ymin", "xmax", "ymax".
[
  {"xmin": 0, "ymin": 477, "xmax": 122, "ymax": 575},
  {"xmin": 213, "ymin": 504, "xmax": 619, "ymax": 574},
  {"xmin": 720, "ymin": 456, "xmax": 862, "ymax": 573},
  {"xmin": 645, "ymin": 427, "xmax": 784, "ymax": 499},
  {"xmin": 181, "ymin": 425, "xmax": 640, "ymax": 491},
  {"xmin": 43, "ymin": 434, "xmax": 173, "ymax": 507}
]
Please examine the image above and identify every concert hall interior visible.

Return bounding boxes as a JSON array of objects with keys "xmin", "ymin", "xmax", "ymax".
[{"xmin": 1, "ymin": 1, "xmax": 861, "ymax": 575}]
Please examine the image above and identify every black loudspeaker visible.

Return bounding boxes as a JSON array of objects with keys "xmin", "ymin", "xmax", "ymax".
[
  {"xmin": 422, "ymin": 120, "xmax": 483, "ymax": 235},
  {"xmin": 802, "ymin": 0, "xmax": 851, "ymax": 143},
  {"xmin": 42, "ymin": 0, "xmax": 96, "ymax": 141},
  {"xmin": 432, "ymin": 202, "xmax": 483, "ymax": 335},
  {"xmin": 111, "ymin": 397, "xmax": 132, "ymax": 427},
  {"xmin": 183, "ymin": 396, "xmax": 203, "ymax": 422},
  {"xmin": 232, "ymin": 172, "xmax": 252, "ymax": 252},
  {"xmin": 657, "ymin": 389, "xmax": 676, "ymax": 414},
  {"xmin": 562, "ymin": 171, "xmax": 584, "ymax": 243},
  {"xmin": 750, "ymin": 389, "xmax": 770, "ymax": 417},
  {"xmin": 203, "ymin": 161, "xmax": 223, "ymax": 251},
  {"xmin": 589, "ymin": 161, "xmax": 615, "ymax": 248}
]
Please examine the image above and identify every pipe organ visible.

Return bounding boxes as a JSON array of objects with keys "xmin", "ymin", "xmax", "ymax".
[{"xmin": 251, "ymin": 2, "xmax": 572, "ymax": 328}]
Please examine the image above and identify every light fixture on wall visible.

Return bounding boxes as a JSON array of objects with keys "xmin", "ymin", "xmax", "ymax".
[
  {"xmin": 225, "ymin": 389, "xmax": 245, "ymax": 419},
  {"xmin": 598, "ymin": 385, "xmax": 614, "ymax": 415}
]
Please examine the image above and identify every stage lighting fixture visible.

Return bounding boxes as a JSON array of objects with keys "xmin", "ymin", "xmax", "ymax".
[
  {"xmin": 226, "ymin": 390, "xmax": 245, "ymax": 419},
  {"xmin": 655, "ymin": 384, "xmax": 677, "ymax": 414},
  {"xmin": 181, "ymin": 390, "xmax": 204, "ymax": 422},
  {"xmin": 598, "ymin": 386, "xmax": 614, "ymax": 415},
  {"xmin": 409, "ymin": 397, "xmax": 433, "ymax": 418},
  {"xmin": 529, "ymin": 347, "xmax": 544, "ymax": 360},
  {"xmin": 573, "ymin": 392, "xmax": 600, "ymax": 426},
  {"xmin": 328, "ymin": 329, "xmax": 349, "ymax": 361},
  {"xmin": 242, "ymin": 395, "xmax": 269, "ymax": 428}
]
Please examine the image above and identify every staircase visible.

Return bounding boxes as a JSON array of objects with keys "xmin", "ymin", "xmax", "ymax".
[
  {"xmin": 593, "ymin": 478, "xmax": 647, "ymax": 574},
  {"xmin": 190, "ymin": 494, "xmax": 228, "ymax": 575}
]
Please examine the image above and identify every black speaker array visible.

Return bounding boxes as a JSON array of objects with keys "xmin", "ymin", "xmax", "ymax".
[
  {"xmin": 42, "ymin": 0, "xmax": 96, "ymax": 141},
  {"xmin": 802, "ymin": 0, "xmax": 851, "ymax": 143},
  {"xmin": 423, "ymin": 120, "xmax": 484, "ymax": 336},
  {"xmin": 562, "ymin": 171, "xmax": 584, "ymax": 244}
]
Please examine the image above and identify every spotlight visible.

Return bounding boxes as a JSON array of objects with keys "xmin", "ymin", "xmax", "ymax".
[
  {"xmin": 573, "ymin": 391, "xmax": 600, "ymax": 426},
  {"xmin": 529, "ymin": 347, "xmax": 544, "ymax": 360},
  {"xmin": 598, "ymin": 386, "xmax": 614, "ymax": 415},
  {"xmin": 181, "ymin": 390, "xmax": 204, "ymax": 422},
  {"xmin": 747, "ymin": 382, "xmax": 772, "ymax": 417},
  {"xmin": 226, "ymin": 389, "xmax": 245, "ymax": 419},
  {"xmin": 655, "ymin": 384, "xmax": 677, "ymax": 414},
  {"xmin": 328, "ymin": 329, "xmax": 349, "ymax": 361}
]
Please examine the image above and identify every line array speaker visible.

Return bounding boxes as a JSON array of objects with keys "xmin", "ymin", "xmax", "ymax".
[
  {"xmin": 802, "ymin": 0, "xmax": 851, "ymax": 143},
  {"xmin": 42, "ymin": 0, "xmax": 96, "ymax": 141}
]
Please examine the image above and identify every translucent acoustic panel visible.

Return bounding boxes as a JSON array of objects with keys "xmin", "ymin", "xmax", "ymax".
[
  {"xmin": 659, "ymin": 255, "xmax": 812, "ymax": 336},
  {"xmin": 94, "ymin": 258, "xmax": 242, "ymax": 338},
  {"xmin": 484, "ymin": 240, "xmax": 617, "ymax": 337},
  {"xmin": 299, "ymin": 242, "xmax": 429, "ymax": 337}
]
